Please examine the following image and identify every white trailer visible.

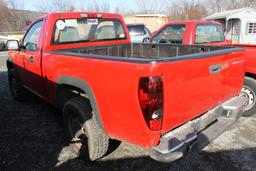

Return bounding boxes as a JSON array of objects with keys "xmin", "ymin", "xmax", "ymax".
[{"xmin": 205, "ymin": 8, "xmax": 256, "ymax": 44}]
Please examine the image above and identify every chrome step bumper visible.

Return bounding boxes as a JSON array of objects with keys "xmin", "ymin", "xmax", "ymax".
[{"xmin": 150, "ymin": 96, "xmax": 248, "ymax": 162}]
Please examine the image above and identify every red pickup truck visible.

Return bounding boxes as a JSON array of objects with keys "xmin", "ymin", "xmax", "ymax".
[
  {"xmin": 149, "ymin": 20, "xmax": 256, "ymax": 116},
  {"xmin": 5, "ymin": 13, "xmax": 248, "ymax": 162}
]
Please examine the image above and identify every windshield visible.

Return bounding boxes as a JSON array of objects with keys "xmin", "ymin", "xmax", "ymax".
[
  {"xmin": 195, "ymin": 24, "xmax": 225, "ymax": 44},
  {"xmin": 152, "ymin": 24, "xmax": 186, "ymax": 44},
  {"xmin": 53, "ymin": 18, "xmax": 126, "ymax": 44}
]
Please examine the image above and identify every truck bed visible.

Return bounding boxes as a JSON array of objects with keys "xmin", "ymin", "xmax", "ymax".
[
  {"xmin": 46, "ymin": 43, "xmax": 245, "ymax": 137},
  {"xmin": 55, "ymin": 43, "xmax": 243, "ymax": 62}
]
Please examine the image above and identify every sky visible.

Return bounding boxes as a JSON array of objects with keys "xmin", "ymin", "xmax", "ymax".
[{"xmin": 18, "ymin": 0, "xmax": 138, "ymax": 12}]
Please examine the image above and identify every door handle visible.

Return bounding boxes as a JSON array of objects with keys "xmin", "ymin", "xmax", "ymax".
[
  {"xmin": 29, "ymin": 56, "xmax": 35, "ymax": 63},
  {"xmin": 209, "ymin": 64, "xmax": 222, "ymax": 74}
]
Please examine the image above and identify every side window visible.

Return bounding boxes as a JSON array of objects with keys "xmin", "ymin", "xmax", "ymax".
[
  {"xmin": 23, "ymin": 21, "xmax": 43, "ymax": 51},
  {"xmin": 195, "ymin": 24, "xmax": 225, "ymax": 44},
  {"xmin": 152, "ymin": 24, "xmax": 186, "ymax": 44}
]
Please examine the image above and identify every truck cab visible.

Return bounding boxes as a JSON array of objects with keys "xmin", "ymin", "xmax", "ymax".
[{"xmin": 149, "ymin": 20, "xmax": 227, "ymax": 45}]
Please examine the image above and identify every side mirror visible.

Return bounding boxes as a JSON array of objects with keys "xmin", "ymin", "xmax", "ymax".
[{"xmin": 6, "ymin": 40, "xmax": 20, "ymax": 51}]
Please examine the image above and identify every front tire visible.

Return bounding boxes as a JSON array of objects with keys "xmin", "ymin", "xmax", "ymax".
[
  {"xmin": 63, "ymin": 96, "xmax": 109, "ymax": 161},
  {"xmin": 240, "ymin": 77, "xmax": 256, "ymax": 117},
  {"xmin": 8, "ymin": 69, "xmax": 29, "ymax": 101}
]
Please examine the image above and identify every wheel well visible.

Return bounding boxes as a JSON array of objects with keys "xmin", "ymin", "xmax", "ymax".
[
  {"xmin": 245, "ymin": 72, "xmax": 256, "ymax": 80},
  {"xmin": 56, "ymin": 77, "xmax": 105, "ymax": 131},
  {"xmin": 56, "ymin": 84, "xmax": 90, "ymax": 110}
]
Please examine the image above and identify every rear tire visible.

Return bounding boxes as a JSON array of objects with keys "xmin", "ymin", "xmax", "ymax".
[
  {"xmin": 63, "ymin": 96, "xmax": 109, "ymax": 161},
  {"xmin": 241, "ymin": 77, "xmax": 256, "ymax": 117},
  {"xmin": 8, "ymin": 69, "xmax": 29, "ymax": 101}
]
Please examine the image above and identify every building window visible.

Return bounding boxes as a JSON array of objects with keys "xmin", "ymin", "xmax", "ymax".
[
  {"xmin": 247, "ymin": 23, "xmax": 256, "ymax": 34},
  {"xmin": 232, "ymin": 21, "xmax": 239, "ymax": 35}
]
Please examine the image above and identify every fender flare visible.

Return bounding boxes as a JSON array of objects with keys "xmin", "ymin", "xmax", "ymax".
[{"xmin": 56, "ymin": 76, "xmax": 105, "ymax": 131}]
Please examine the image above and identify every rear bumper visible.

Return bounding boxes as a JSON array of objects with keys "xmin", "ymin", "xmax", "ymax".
[{"xmin": 150, "ymin": 96, "xmax": 248, "ymax": 162}]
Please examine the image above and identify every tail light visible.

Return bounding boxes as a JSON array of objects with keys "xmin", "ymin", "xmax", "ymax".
[{"xmin": 138, "ymin": 77, "xmax": 163, "ymax": 131}]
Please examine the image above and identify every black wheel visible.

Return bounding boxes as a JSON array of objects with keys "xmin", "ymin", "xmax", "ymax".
[
  {"xmin": 8, "ymin": 69, "xmax": 29, "ymax": 101},
  {"xmin": 63, "ymin": 96, "xmax": 109, "ymax": 161},
  {"xmin": 240, "ymin": 77, "xmax": 256, "ymax": 117}
]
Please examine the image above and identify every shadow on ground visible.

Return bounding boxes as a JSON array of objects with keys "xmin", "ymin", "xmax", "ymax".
[
  {"xmin": 0, "ymin": 70, "xmax": 255, "ymax": 171},
  {"xmin": 54, "ymin": 148, "xmax": 256, "ymax": 171}
]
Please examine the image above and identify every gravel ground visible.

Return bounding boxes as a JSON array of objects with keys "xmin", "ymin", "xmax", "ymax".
[{"xmin": 0, "ymin": 52, "xmax": 256, "ymax": 170}]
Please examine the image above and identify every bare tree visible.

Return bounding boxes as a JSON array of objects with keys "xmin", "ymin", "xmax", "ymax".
[
  {"xmin": 79, "ymin": 0, "xmax": 110, "ymax": 13},
  {"xmin": 168, "ymin": 0, "xmax": 208, "ymax": 21},
  {"xmin": 135, "ymin": 0, "xmax": 167, "ymax": 14},
  {"xmin": 37, "ymin": 0, "xmax": 76, "ymax": 12},
  {"xmin": 0, "ymin": 0, "xmax": 26, "ymax": 32},
  {"xmin": 0, "ymin": 0, "xmax": 8, "ymax": 31},
  {"xmin": 6, "ymin": 0, "xmax": 24, "ymax": 9},
  {"xmin": 6, "ymin": 0, "xmax": 25, "ymax": 31},
  {"xmin": 207, "ymin": 0, "xmax": 256, "ymax": 13}
]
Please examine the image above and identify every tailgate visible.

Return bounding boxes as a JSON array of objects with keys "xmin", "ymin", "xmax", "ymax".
[{"xmin": 161, "ymin": 50, "xmax": 245, "ymax": 133}]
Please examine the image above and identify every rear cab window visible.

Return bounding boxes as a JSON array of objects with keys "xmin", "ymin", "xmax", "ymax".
[
  {"xmin": 152, "ymin": 24, "xmax": 186, "ymax": 44},
  {"xmin": 195, "ymin": 24, "xmax": 225, "ymax": 44},
  {"xmin": 53, "ymin": 18, "xmax": 126, "ymax": 44}
]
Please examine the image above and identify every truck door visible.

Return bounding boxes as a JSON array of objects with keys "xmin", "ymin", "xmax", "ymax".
[{"xmin": 19, "ymin": 20, "xmax": 45, "ymax": 97}]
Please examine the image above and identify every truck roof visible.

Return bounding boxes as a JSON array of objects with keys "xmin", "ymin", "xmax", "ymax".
[
  {"xmin": 47, "ymin": 12, "xmax": 122, "ymax": 19},
  {"xmin": 32, "ymin": 12, "xmax": 124, "ymax": 23},
  {"xmin": 164, "ymin": 20, "xmax": 221, "ymax": 25}
]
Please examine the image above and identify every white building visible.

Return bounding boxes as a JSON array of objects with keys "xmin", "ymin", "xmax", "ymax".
[{"xmin": 205, "ymin": 8, "xmax": 256, "ymax": 44}]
